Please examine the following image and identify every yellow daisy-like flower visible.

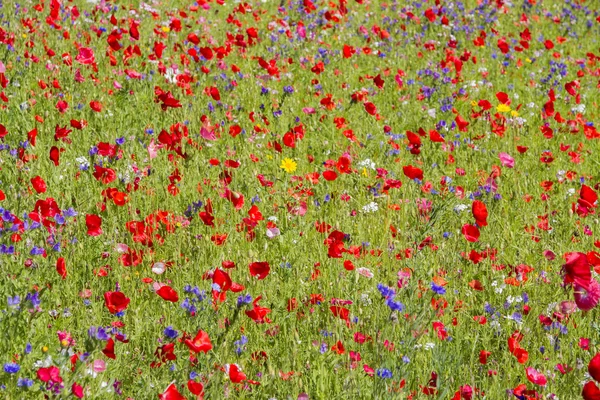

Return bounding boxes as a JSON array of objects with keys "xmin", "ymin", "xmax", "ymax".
[
  {"xmin": 280, "ymin": 158, "xmax": 297, "ymax": 173},
  {"xmin": 511, "ymin": 110, "xmax": 519, "ymax": 117},
  {"xmin": 496, "ymin": 103, "xmax": 511, "ymax": 113}
]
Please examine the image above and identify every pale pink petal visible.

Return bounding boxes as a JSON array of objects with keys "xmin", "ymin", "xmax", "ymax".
[
  {"xmin": 92, "ymin": 359, "xmax": 106, "ymax": 373},
  {"xmin": 200, "ymin": 127, "xmax": 217, "ymax": 141},
  {"xmin": 499, "ymin": 152, "xmax": 515, "ymax": 168},
  {"xmin": 148, "ymin": 139, "xmax": 159, "ymax": 159}
]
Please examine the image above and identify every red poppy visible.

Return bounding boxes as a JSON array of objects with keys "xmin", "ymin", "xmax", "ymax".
[
  {"xmin": 184, "ymin": 329, "xmax": 212, "ymax": 354},
  {"xmin": 343, "ymin": 44, "xmax": 355, "ymax": 58},
  {"xmin": 31, "ymin": 176, "xmax": 47, "ymax": 194},
  {"xmin": 37, "ymin": 366, "xmax": 62, "ymax": 384},
  {"xmin": 245, "ymin": 296, "xmax": 272, "ymax": 324},
  {"xmin": 429, "ymin": 130, "xmax": 445, "ymax": 143},
  {"xmin": 582, "ymin": 381, "xmax": 600, "ymax": 400},
  {"xmin": 249, "ymin": 261, "xmax": 270, "ymax": 280},
  {"xmin": 211, "ymin": 233, "xmax": 228, "ymax": 246},
  {"xmin": 403, "ymin": 165, "xmax": 424, "ymax": 180},
  {"xmin": 589, "ymin": 353, "xmax": 600, "ymax": 382},
  {"xmin": 563, "ymin": 252, "xmax": 592, "ymax": 288},
  {"xmin": 93, "ymin": 166, "xmax": 117, "ymax": 185},
  {"xmin": 104, "ymin": 291, "xmax": 130, "ymax": 314},
  {"xmin": 71, "ymin": 382, "xmax": 84, "ymax": 399},
  {"xmin": 496, "ymin": 91, "xmax": 510, "ymax": 104},
  {"xmin": 75, "ymin": 47, "xmax": 95, "ymax": 65},
  {"xmin": 330, "ymin": 306, "xmax": 350, "ymax": 326},
  {"xmin": 323, "ymin": 170, "xmax": 338, "ymax": 181},
  {"xmin": 461, "ymin": 224, "xmax": 480, "ymax": 242},
  {"xmin": 578, "ymin": 185, "xmax": 598, "ymax": 216},
  {"xmin": 156, "ymin": 286, "xmax": 179, "ymax": 302},
  {"xmin": 455, "ymin": 114, "xmax": 469, "ymax": 132},
  {"xmin": 331, "ymin": 340, "xmax": 345, "ymax": 354},
  {"xmin": 102, "ymin": 338, "xmax": 116, "ymax": 359},
  {"xmin": 472, "ymin": 200, "xmax": 488, "ymax": 227},
  {"xmin": 86, "ymin": 214, "xmax": 103, "ymax": 236},
  {"xmin": 187, "ymin": 380, "xmax": 204, "ymax": 397},
  {"xmin": 508, "ymin": 333, "xmax": 529, "ymax": 364},
  {"xmin": 479, "ymin": 350, "xmax": 491, "ymax": 364},
  {"xmin": 49, "ymin": 146, "xmax": 60, "ymax": 166},
  {"xmin": 227, "ymin": 364, "xmax": 247, "ymax": 383},
  {"xmin": 158, "ymin": 383, "xmax": 187, "ymax": 400},
  {"xmin": 364, "ymin": 102, "xmax": 377, "ymax": 116},
  {"xmin": 89, "ymin": 101, "xmax": 102, "ymax": 112},
  {"xmin": 56, "ymin": 257, "xmax": 66, "ymax": 279}
]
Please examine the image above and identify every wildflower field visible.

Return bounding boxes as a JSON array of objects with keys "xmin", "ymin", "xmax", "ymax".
[{"xmin": 2, "ymin": 0, "xmax": 600, "ymax": 398}]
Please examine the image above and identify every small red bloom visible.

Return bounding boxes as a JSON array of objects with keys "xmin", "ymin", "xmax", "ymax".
[
  {"xmin": 31, "ymin": 176, "xmax": 47, "ymax": 194},
  {"xmin": 461, "ymin": 224, "xmax": 480, "ymax": 242},
  {"xmin": 184, "ymin": 330, "xmax": 212, "ymax": 354},
  {"xmin": 403, "ymin": 165, "xmax": 424, "ymax": 180},
  {"xmin": 56, "ymin": 257, "xmax": 66, "ymax": 279},
  {"xmin": 156, "ymin": 285, "xmax": 179, "ymax": 302},
  {"xmin": 158, "ymin": 383, "xmax": 187, "ymax": 400},
  {"xmin": 472, "ymin": 200, "xmax": 488, "ymax": 227},
  {"xmin": 589, "ymin": 353, "xmax": 600, "ymax": 382},
  {"xmin": 103, "ymin": 291, "xmax": 130, "ymax": 314},
  {"xmin": 86, "ymin": 214, "xmax": 103, "ymax": 236},
  {"xmin": 102, "ymin": 338, "xmax": 116, "ymax": 359},
  {"xmin": 249, "ymin": 261, "xmax": 270, "ymax": 280}
]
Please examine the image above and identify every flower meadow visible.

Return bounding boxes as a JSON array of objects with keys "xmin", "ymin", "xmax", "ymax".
[{"xmin": 3, "ymin": 0, "xmax": 600, "ymax": 398}]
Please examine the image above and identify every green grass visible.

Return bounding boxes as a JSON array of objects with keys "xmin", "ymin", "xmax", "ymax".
[{"xmin": 0, "ymin": 0, "xmax": 600, "ymax": 398}]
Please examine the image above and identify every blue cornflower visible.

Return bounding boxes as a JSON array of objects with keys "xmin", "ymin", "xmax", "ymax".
[
  {"xmin": 7, "ymin": 295, "xmax": 20, "ymax": 307},
  {"xmin": 25, "ymin": 292, "xmax": 40, "ymax": 308},
  {"xmin": 319, "ymin": 343, "xmax": 328, "ymax": 354},
  {"xmin": 17, "ymin": 378, "xmax": 33, "ymax": 387},
  {"xmin": 377, "ymin": 368, "xmax": 392, "ymax": 379},
  {"xmin": 96, "ymin": 327, "xmax": 110, "ymax": 341},
  {"xmin": 164, "ymin": 326, "xmax": 179, "ymax": 339},
  {"xmin": 431, "ymin": 283, "xmax": 446, "ymax": 295},
  {"xmin": 385, "ymin": 298, "xmax": 405, "ymax": 312},
  {"xmin": 3, "ymin": 363, "xmax": 20, "ymax": 373},
  {"xmin": 237, "ymin": 294, "xmax": 253, "ymax": 307},
  {"xmin": 377, "ymin": 283, "xmax": 395, "ymax": 299}
]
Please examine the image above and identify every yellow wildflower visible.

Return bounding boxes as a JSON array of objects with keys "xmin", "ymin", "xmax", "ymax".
[
  {"xmin": 280, "ymin": 158, "xmax": 297, "ymax": 173},
  {"xmin": 496, "ymin": 103, "xmax": 511, "ymax": 113}
]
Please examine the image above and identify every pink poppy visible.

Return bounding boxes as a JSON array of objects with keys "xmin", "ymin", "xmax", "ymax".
[
  {"xmin": 574, "ymin": 279, "xmax": 600, "ymax": 311},
  {"xmin": 498, "ymin": 152, "xmax": 514, "ymax": 168}
]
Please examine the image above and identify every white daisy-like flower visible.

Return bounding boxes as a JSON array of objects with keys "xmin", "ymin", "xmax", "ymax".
[{"xmin": 362, "ymin": 202, "xmax": 378, "ymax": 213}]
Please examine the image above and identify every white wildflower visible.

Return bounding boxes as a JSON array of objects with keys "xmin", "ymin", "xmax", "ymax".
[{"xmin": 362, "ymin": 202, "xmax": 379, "ymax": 213}]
